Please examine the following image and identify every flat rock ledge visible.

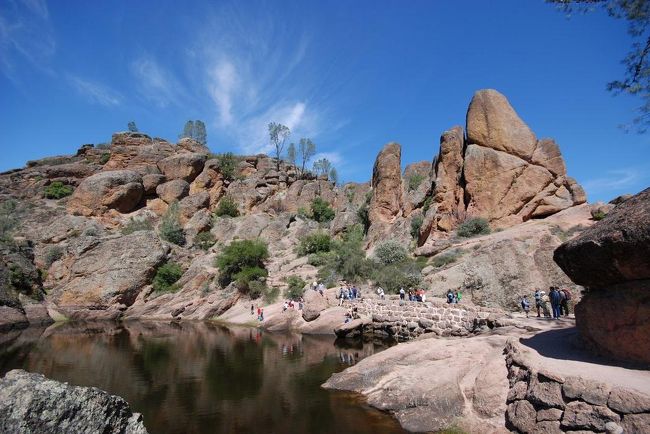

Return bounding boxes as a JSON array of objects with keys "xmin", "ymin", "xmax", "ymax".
[
  {"xmin": 505, "ymin": 340, "xmax": 650, "ymax": 434},
  {"xmin": 0, "ymin": 369, "xmax": 148, "ymax": 434}
]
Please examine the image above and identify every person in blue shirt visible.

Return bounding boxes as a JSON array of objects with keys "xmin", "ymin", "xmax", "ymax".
[{"xmin": 549, "ymin": 286, "xmax": 562, "ymax": 320}]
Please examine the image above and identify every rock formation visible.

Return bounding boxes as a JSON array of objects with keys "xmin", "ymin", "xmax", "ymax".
[
  {"xmin": 0, "ymin": 369, "xmax": 148, "ymax": 434},
  {"xmin": 369, "ymin": 142, "xmax": 403, "ymax": 225},
  {"xmin": 554, "ymin": 187, "xmax": 650, "ymax": 364}
]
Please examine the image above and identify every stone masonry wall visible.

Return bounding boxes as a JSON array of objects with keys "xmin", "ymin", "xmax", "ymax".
[
  {"xmin": 504, "ymin": 340, "xmax": 650, "ymax": 434},
  {"xmin": 348, "ymin": 295, "xmax": 504, "ymax": 340}
]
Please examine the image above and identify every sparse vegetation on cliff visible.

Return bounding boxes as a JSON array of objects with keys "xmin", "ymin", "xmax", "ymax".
[
  {"xmin": 121, "ymin": 217, "xmax": 153, "ymax": 235},
  {"xmin": 213, "ymin": 152, "xmax": 238, "ymax": 181},
  {"xmin": 152, "ymin": 261, "xmax": 183, "ymax": 293},
  {"xmin": 297, "ymin": 231, "xmax": 332, "ymax": 256},
  {"xmin": 194, "ymin": 231, "xmax": 216, "ymax": 250},
  {"xmin": 214, "ymin": 196, "xmax": 240, "ymax": 217},
  {"xmin": 216, "ymin": 239, "xmax": 269, "ymax": 295},
  {"xmin": 311, "ymin": 197, "xmax": 335, "ymax": 223},
  {"xmin": 159, "ymin": 201, "xmax": 185, "ymax": 245},
  {"xmin": 456, "ymin": 217, "xmax": 490, "ymax": 238},
  {"xmin": 43, "ymin": 182, "xmax": 73, "ymax": 199},
  {"xmin": 285, "ymin": 275, "xmax": 306, "ymax": 300}
]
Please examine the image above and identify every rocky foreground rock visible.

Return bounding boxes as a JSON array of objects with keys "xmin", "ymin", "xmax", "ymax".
[
  {"xmin": 554, "ymin": 187, "xmax": 650, "ymax": 364},
  {"xmin": 0, "ymin": 369, "xmax": 148, "ymax": 434}
]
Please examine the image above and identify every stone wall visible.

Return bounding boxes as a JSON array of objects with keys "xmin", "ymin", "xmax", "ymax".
[
  {"xmin": 347, "ymin": 296, "xmax": 504, "ymax": 340},
  {"xmin": 504, "ymin": 340, "xmax": 650, "ymax": 434}
]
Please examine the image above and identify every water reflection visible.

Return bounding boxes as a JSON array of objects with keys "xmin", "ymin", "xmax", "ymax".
[{"xmin": 0, "ymin": 322, "xmax": 405, "ymax": 434}]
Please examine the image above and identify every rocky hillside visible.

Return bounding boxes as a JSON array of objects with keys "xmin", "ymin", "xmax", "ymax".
[{"xmin": 0, "ymin": 89, "xmax": 602, "ymax": 328}]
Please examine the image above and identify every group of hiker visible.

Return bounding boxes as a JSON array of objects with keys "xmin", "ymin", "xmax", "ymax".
[
  {"xmin": 251, "ymin": 305, "xmax": 264, "ymax": 321},
  {"xmin": 282, "ymin": 298, "xmax": 304, "ymax": 312},
  {"xmin": 445, "ymin": 289, "xmax": 462, "ymax": 304},
  {"xmin": 520, "ymin": 286, "xmax": 572, "ymax": 319},
  {"xmin": 337, "ymin": 284, "xmax": 362, "ymax": 305},
  {"xmin": 399, "ymin": 287, "xmax": 428, "ymax": 302}
]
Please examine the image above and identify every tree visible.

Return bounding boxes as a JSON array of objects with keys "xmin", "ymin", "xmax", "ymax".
[
  {"xmin": 268, "ymin": 122, "xmax": 290, "ymax": 170},
  {"xmin": 127, "ymin": 121, "xmax": 138, "ymax": 132},
  {"xmin": 549, "ymin": 0, "xmax": 650, "ymax": 132},
  {"xmin": 193, "ymin": 120, "xmax": 207, "ymax": 145},
  {"xmin": 286, "ymin": 142, "xmax": 296, "ymax": 168},
  {"xmin": 329, "ymin": 168, "xmax": 338, "ymax": 185},
  {"xmin": 313, "ymin": 158, "xmax": 332, "ymax": 178},
  {"xmin": 180, "ymin": 120, "xmax": 194, "ymax": 139},
  {"xmin": 298, "ymin": 138, "xmax": 316, "ymax": 177}
]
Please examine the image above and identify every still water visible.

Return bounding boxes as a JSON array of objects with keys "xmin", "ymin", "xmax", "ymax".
[{"xmin": 0, "ymin": 321, "xmax": 406, "ymax": 434}]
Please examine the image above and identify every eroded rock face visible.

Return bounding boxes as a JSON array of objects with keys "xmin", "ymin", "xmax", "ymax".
[
  {"xmin": 49, "ymin": 231, "xmax": 167, "ymax": 320},
  {"xmin": 104, "ymin": 132, "xmax": 174, "ymax": 175},
  {"xmin": 157, "ymin": 153, "xmax": 206, "ymax": 183},
  {"xmin": 431, "ymin": 126, "xmax": 465, "ymax": 232},
  {"xmin": 369, "ymin": 143, "xmax": 402, "ymax": 224},
  {"xmin": 554, "ymin": 188, "xmax": 650, "ymax": 364},
  {"xmin": 67, "ymin": 170, "xmax": 144, "ymax": 216},
  {"xmin": 0, "ymin": 369, "xmax": 148, "ymax": 434},
  {"xmin": 463, "ymin": 89, "xmax": 585, "ymax": 227}
]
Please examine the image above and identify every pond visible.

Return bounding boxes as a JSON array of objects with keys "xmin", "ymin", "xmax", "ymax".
[{"xmin": 0, "ymin": 321, "xmax": 406, "ymax": 434}]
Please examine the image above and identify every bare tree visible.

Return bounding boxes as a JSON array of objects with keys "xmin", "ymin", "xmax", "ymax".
[
  {"xmin": 298, "ymin": 138, "xmax": 316, "ymax": 178},
  {"xmin": 268, "ymin": 122, "xmax": 290, "ymax": 171}
]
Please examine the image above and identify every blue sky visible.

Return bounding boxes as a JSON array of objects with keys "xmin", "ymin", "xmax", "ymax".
[{"xmin": 1, "ymin": 0, "xmax": 648, "ymax": 202}]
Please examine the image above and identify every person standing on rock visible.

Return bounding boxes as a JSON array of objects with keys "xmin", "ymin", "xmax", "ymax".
[
  {"xmin": 549, "ymin": 287, "xmax": 562, "ymax": 320},
  {"xmin": 534, "ymin": 289, "xmax": 542, "ymax": 317},
  {"xmin": 446, "ymin": 290, "xmax": 454, "ymax": 304},
  {"xmin": 455, "ymin": 289, "xmax": 462, "ymax": 303},
  {"xmin": 251, "ymin": 304, "xmax": 254, "ymax": 315},
  {"xmin": 560, "ymin": 288, "xmax": 571, "ymax": 316},
  {"xmin": 399, "ymin": 287, "xmax": 405, "ymax": 301},
  {"xmin": 521, "ymin": 296, "xmax": 530, "ymax": 318}
]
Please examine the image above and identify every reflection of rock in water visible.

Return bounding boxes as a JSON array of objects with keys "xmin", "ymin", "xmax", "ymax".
[{"xmin": 0, "ymin": 322, "xmax": 405, "ymax": 434}]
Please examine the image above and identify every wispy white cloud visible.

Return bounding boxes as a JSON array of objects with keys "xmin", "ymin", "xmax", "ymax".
[
  {"xmin": 0, "ymin": 0, "xmax": 56, "ymax": 80},
  {"xmin": 583, "ymin": 168, "xmax": 648, "ymax": 194},
  {"xmin": 130, "ymin": 56, "xmax": 181, "ymax": 108},
  {"xmin": 68, "ymin": 76, "xmax": 123, "ymax": 107},
  {"xmin": 208, "ymin": 60, "xmax": 238, "ymax": 125}
]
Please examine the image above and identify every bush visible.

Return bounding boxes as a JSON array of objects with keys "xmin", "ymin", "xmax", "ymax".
[
  {"xmin": 99, "ymin": 153, "xmax": 110, "ymax": 165},
  {"xmin": 159, "ymin": 201, "xmax": 185, "ymax": 245},
  {"xmin": 408, "ymin": 173, "xmax": 425, "ymax": 191},
  {"xmin": 44, "ymin": 182, "xmax": 73, "ymax": 199},
  {"xmin": 316, "ymin": 225, "xmax": 372, "ymax": 284},
  {"xmin": 374, "ymin": 240, "xmax": 408, "ymax": 265},
  {"xmin": 194, "ymin": 231, "xmax": 216, "ymax": 250},
  {"xmin": 422, "ymin": 196, "xmax": 433, "ymax": 214},
  {"xmin": 410, "ymin": 215, "xmax": 424, "ymax": 239},
  {"xmin": 307, "ymin": 251, "xmax": 335, "ymax": 267},
  {"xmin": 215, "ymin": 239, "xmax": 269, "ymax": 292},
  {"xmin": 311, "ymin": 197, "xmax": 335, "ymax": 223},
  {"xmin": 213, "ymin": 152, "xmax": 238, "ymax": 181},
  {"xmin": 285, "ymin": 275, "xmax": 306, "ymax": 300},
  {"xmin": 214, "ymin": 196, "xmax": 239, "ymax": 217},
  {"xmin": 592, "ymin": 210, "xmax": 606, "ymax": 221},
  {"xmin": 152, "ymin": 262, "xmax": 183, "ymax": 293},
  {"xmin": 297, "ymin": 232, "xmax": 332, "ymax": 256},
  {"xmin": 430, "ymin": 249, "xmax": 462, "ymax": 268},
  {"xmin": 44, "ymin": 245, "xmax": 64, "ymax": 267},
  {"xmin": 261, "ymin": 284, "xmax": 279, "ymax": 303},
  {"xmin": 456, "ymin": 217, "xmax": 490, "ymax": 238},
  {"xmin": 121, "ymin": 217, "xmax": 153, "ymax": 235},
  {"xmin": 372, "ymin": 260, "xmax": 422, "ymax": 293}
]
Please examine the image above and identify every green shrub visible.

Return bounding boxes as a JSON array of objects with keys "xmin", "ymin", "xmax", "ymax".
[
  {"xmin": 194, "ymin": 231, "xmax": 216, "ymax": 250},
  {"xmin": 410, "ymin": 215, "xmax": 424, "ymax": 239},
  {"xmin": 592, "ymin": 210, "xmax": 606, "ymax": 221},
  {"xmin": 159, "ymin": 201, "xmax": 185, "ymax": 245},
  {"xmin": 307, "ymin": 251, "xmax": 336, "ymax": 267},
  {"xmin": 215, "ymin": 239, "xmax": 269, "ymax": 292},
  {"xmin": 214, "ymin": 196, "xmax": 239, "ymax": 217},
  {"xmin": 298, "ymin": 232, "xmax": 332, "ymax": 256},
  {"xmin": 44, "ymin": 245, "xmax": 64, "ymax": 267},
  {"xmin": 285, "ymin": 275, "xmax": 306, "ymax": 300},
  {"xmin": 311, "ymin": 197, "xmax": 335, "ymax": 223},
  {"xmin": 99, "ymin": 153, "xmax": 110, "ymax": 165},
  {"xmin": 431, "ymin": 249, "xmax": 462, "ymax": 268},
  {"xmin": 374, "ymin": 240, "xmax": 408, "ymax": 265},
  {"xmin": 261, "ymin": 284, "xmax": 279, "ymax": 303},
  {"xmin": 121, "ymin": 217, "xmax": 153, "ymax": 235},
  {"xmin": 422, "ymin": 196, "xmax": 433, "ymax": 214},
  {"xmin": 297, "ymin": 207, "xmax": 310, "ymax": 219},
  {"xmin": 407, "ymin": 173, "xmax": 425, "ymax": 191},
  {"xmin": 456, "ymin": 217, "xmax": 490, "ymax": 238},
  {"xmin": 152, "ymin": 262, "xmax": 183, "ymax": 293},
  {"xmin": 213, "ymin": 152, "xmax": 238, "ymax": 181},
  {"xmin": 44, "ymin": 182, "xmax": 73, "ymax": 199},
  {"xmin": 371, "ymin": 259, "xmax": 422, "ymax": 293},
  {"xmin": 316, "ymin": 225, "xmax": 372, "ymax": 284}
]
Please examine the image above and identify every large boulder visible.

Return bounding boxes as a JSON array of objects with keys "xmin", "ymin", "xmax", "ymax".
[
  {"xmin": 156, "ymin": 179, "xmax": 190, "ymax": 204},
  {"xmin": 302, "ymin": 289, "xmax": 329, "ymax": 322},
  {"xmin": 369, "ymin": 143, "xmax": 402, "ymax": 224},
  {"xmin": 67, "ymin": 170, "xmax": 144, "ymax": 216},
  {"xmin": 0, "ymin": 369, "xmax": 148, "ymax": 434},
  {"xmin": 104, "ymin": 132, "xmax": 174, "ymax": 175},
  {"xmin": 430, "ymin": 126, "xmax": 466, "ymax": 232},
  {"xmin": 157, "ymin": 153, "xmax": 206, "ymax": 182},
  {"xmin": 554, "ymin": 187, "xmax": 650, "ymax": 363},
  {"xmin": 49, "ymin": 231, "xmax": 168, "ymax": 320}
]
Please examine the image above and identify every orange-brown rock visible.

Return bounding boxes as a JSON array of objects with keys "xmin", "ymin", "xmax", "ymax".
[
  {"xmin": 156, "ymin": 179, "xmax": 190, "ymax": 204},
  {"xmin": 157, "ymin": 153, "xmax": 206, "ymax": 182},
  {"xmin": 103, "ymin": 132, "xmax": 175, "ymax": 175},
  {"xmin": 432, "ymin": 126, "xmax": 466, "ymax": 232},
  {"xmin": 369, "ymin": 143, "xmax": 402, "ymax": 224},
  {"xmin": 67, "ymin": 170, "xmax": 144, "ymax": 216}
]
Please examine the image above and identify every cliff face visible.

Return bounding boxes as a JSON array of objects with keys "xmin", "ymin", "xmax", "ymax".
[{"xmin": 0, "ymin": 89, "xmax": 592, "ymax": 324}]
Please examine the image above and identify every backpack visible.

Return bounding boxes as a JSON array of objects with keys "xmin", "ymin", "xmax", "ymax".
[{"xmin": 562, "ymin": 289, "xmax": 572, "ymax": 301}]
